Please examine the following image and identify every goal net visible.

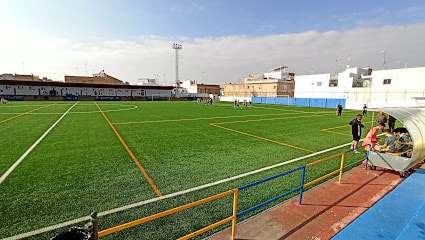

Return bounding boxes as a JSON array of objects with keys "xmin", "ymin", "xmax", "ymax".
[{"xmin": 275, "ymin": 95, "xmax": 291, "ymax": 105}]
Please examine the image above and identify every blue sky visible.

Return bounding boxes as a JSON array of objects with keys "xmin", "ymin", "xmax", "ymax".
[
  {"xmin": 1, "ymin": 0, "xmax": 425, "ymax": 85},
  {"xmin": 3, "ymin": 0, "xmax": 425, "ymax": 39}
]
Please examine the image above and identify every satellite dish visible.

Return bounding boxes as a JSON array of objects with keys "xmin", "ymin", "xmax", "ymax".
[{"xmin": 363, "ymin": 80, "xmax": 371, "ymax": 87}]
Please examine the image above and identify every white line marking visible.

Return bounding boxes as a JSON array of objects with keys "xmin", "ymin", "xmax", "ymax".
[
  {"xmin": 0, "ymin": 102, "xmax": 79, "ymax": 185},
  {"xmin": 5, "ymin": 140, "xmax": 356, "ymax": 239},
  {"xmin": 0, "ymin": 104, "xmax": 137, "ymax": 115}
]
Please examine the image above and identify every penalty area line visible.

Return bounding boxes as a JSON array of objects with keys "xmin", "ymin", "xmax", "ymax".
[{"xmin": 0, "ymin": 102, "xmax": 79, "ymax": 185}]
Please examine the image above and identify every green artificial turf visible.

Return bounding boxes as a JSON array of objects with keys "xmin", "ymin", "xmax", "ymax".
[{"xmin": 0, "ymin": 101, "xmax": 371, "ymax": 239}]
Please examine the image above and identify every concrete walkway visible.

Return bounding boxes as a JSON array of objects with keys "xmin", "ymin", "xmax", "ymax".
[{"xmin": 208, "ymin": 165, "xmax": 406, "ymax": 240}]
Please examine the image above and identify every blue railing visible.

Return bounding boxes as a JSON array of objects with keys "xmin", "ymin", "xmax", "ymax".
[{"xmin": 237, "ymin": 165, "xmax": 306, "ymax": 217}]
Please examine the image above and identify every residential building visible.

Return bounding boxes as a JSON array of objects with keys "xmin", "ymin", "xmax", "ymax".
[
  {"xmin": 294, "ymin": 66, "xmax": 425, "ymax": 108},
  {"xmin": 65, "ymin": 70, "xmax": 123, "ymax": 85},
  {"xmin": 179, "ymin": 80, "xmax": 221, "ymax": 96},
  {"xmin": 0, "ymin": 73, "xmax": 41, "ymax": 81},
  {"xmin": 223, "ymin": 66, "xmax": 295, "ymax": 97}
]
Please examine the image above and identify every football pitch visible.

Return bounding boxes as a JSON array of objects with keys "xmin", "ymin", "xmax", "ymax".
[{"xmin": 0, "ymin": 101, "xmax": 370, "ymax": 239}]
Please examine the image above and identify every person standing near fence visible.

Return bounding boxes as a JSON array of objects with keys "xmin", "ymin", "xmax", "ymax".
[
  {"xmin": 362, "ymin": 104, "xmax": 368, "ymax": 117},
  {"xmin": 349, "ymin": 114, "xmax": 364, "ymax": 153},
  {"xmin": 375, "ymin": 111, "xmax": 387, "ymax": 125},
  {"xmin": 337, "ymin": 103, "xmax": 343, "ymax": 117}
]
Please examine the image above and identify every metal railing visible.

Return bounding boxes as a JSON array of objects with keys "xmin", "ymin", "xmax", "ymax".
[
  {"xmin": 97, "ymin": 189, "xmax": 238, "ymax": 239},
  {"xmin": 237, "ymin": 165, "xmax": 306, "ymax": 217},
  {"xmin": 75, "ymin": 151, "xmax": 350, "ymax": 240},
  {"xmin": 304, "ymin": 152, "xmax": 346, "ymax": 188}
]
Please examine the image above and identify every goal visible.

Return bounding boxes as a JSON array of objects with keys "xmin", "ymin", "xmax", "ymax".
[{"xmin": 275, "ymin": 95, "xmax": 291, "ymax": 105}]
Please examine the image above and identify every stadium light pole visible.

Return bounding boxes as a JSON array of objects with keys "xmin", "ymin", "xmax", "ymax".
[{"xmin": 172, "ymin": 43, "xmax": 182, "ymax": 87}]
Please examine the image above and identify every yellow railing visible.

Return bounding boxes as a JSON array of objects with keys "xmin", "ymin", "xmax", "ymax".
[
  {"xmin": 94, "ymin": 152, "xmax": 348, "ymax": 239},
  {"xmin": 304, "ymin": 152, "xmax": 346, "ymax": 188},
  {"xmin": 98, "ymin": 188, "xmax": 239, "ymax": 240}
]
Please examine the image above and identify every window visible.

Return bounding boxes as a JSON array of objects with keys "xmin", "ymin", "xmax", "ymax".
[
  {"xmin": 281, "ymin": 85, "xmax": 288, "ymax": 92},
  {"xmin": 329, "ymin": 79, "xmax": 338, "ymax": 87},
  {"xmin": 383, "ymin": 79, "xmax": 391, "ymax": 85},
  {"xmin": 317, "ymin": 82, "xmax": 322, "ymax": 87},
  {"xmin": 274, "ymin": 86, "xmax": 277, "ymax": 89},
  {"xmin": 247, "ymin": 85, "xmax": 250, "ymax": 89}
]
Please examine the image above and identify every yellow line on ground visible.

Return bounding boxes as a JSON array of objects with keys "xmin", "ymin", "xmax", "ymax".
[
  {"xmin": 210, "ymin": 123, "xmax": 315, "ymax": 153},
  {"xmin": 0, "ymin": 104, "xmax": 56, "ymax": 124},
  {"xmin": 113, "ymin": 112, "xmax": 311, "ymax": 125},
  {"xmin": 211, "ymin": 113, "xmax": 334, "ymax": 125},
  {"xmin": 94, "ymin": 102, "xmax": 163, "ymax": 197},
  {"xmin": 322, "ymin": 130, "xmax": 352, "ymax": 137},
  {"xmin": 321, "ymin": 125, "xmax": 349, "ymax": 131}
]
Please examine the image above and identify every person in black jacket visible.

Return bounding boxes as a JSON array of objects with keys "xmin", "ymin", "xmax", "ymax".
[
  {"xmin": 388, "ymin": 115, "xmax": 396, "ymax": 132},
  {"xmin": 336, "ymin": 104, "xmax": 343, "ymax": 117},
  {"xmin": 349, "ymin": 114, "xmax": 364, "ymax": 153},
  {"xmin": 362, "ymin": 104, "xmax": 368, "ymax": 117}
]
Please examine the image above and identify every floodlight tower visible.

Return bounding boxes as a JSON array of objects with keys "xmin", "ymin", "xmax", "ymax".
[{"xmin": 172, "ymin": 43, "xmax": 182, "ymax": 87}]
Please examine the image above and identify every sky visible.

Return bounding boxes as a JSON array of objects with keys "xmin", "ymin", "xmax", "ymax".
[{"xmin": 1, "ymin": 0, "xmax": 425, "ymax": 86}]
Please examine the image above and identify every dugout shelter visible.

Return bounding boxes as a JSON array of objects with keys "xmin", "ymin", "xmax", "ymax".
[{"xmin": 367, "ymin": 107, "xmax": 425, "ymax": 177}]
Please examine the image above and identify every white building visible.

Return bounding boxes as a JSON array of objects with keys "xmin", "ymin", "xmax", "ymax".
[
  {"xmin": 179, "ymin": 80, "xmax": 199, "ymax": 94},
  {"xmin": 294, "ymin": 67, "xmax": 425, "ymax": 109},
  {"xmin": 262, "ymin": 66, "xmax": 295, "ymax": 81},
  {"xmin": 175, "ymin": 80, "xmax": 221, "ymax": 98}
]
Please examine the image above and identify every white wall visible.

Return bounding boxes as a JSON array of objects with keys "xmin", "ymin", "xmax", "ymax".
[
  {"xmin": 370, "ymin": 67, "xmax": 425, "ymax": 92},
  {"xmin": 336, "ymin": 67, "xmax": 369, "ymax": 91},
  {"xmin": 180, "ymin": 80, "xmax": 198, "ymax": 93},
  {"xmin": 293, "ymin": 67, "xmax": 425, "ymax": 107},
  {"xmin": 263, "ymin": 72, "xmax": 281, "ymax": 79},
  {"xmin": 0, "ymin": 83, "xmax": 170, "ymax": 98},
  {"xmin": 219, "ymin": 96, "xmax": 252, "ymax": 102},
  {"xmin": 345, "ymin": 98, "xmax": 418, "ymax": 110},
  {"xmin": 0, "ymin": 84, "xmax": 15, "ymax": 95},
  {"xmin": 294, "ymin": 73, "xmax": 331, "ymax": 98}
]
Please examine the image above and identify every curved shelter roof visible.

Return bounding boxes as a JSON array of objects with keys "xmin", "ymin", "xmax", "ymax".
[{"xmin": 374, "ymin": 107, "xmax": 425, "ymax": 164}]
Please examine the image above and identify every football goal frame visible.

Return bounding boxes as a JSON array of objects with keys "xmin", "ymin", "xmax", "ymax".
[{"xmin": 275, "ymin": 95, "xmax": 291, "ymax": 105}]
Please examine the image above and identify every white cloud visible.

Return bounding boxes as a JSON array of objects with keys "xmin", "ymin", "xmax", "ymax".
[{"xmin": 1, "ymin": 22, "xmax": 425, "ymax": 86}]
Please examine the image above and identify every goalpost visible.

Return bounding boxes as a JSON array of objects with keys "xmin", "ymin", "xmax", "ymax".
[
  {"xmin": 275, "ymin": 95, "xmax": 291, "ymax": 106},
  {"xmin": 148, "ymin": 93, "xmax": 171, "ymax": 101}
]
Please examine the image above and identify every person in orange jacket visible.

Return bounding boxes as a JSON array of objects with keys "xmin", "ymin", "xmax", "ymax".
[{"xmin": 362, "ymin": 123, "xmax": 386, "ymax": 151}]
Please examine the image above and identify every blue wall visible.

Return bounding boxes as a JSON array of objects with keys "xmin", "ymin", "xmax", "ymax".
[{"xmin": 252, "ymin": 97, "xmax": 346, "ymax": 109}]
